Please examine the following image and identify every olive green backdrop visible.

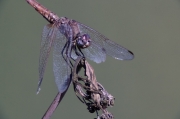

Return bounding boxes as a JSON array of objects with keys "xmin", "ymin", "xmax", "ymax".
[{"xmin": 1, "ymin": 0, "xmax": 180, "ymax": 119}]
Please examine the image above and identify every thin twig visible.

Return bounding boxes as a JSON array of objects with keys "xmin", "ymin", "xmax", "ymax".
[{"xmin": 42, "ymin": 89, "xmax": 67, "ymax": 119}]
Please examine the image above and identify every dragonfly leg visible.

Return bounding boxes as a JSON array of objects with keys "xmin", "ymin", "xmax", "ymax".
[
  {"xmin": 73, "ymin": 46, "xmax": 81, "ymax": 57},
  {"xmin": 77, "ymin": 46, "xmax": 85, "ymax": 57},
  {"xmin": 63, "ymin": 40, "xmax": 73, "ymax": 68}
]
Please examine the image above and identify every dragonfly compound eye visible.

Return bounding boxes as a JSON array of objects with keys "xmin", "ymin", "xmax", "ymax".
[{"xmin": 77, "ymin": 34, "xmax": 91, "ymax": 48}]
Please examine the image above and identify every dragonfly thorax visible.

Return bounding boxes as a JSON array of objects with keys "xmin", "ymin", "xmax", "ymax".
[
  {"xmin": 77, "ymin": 34, "xmax": 91, "ymax": 49},
  {"xmin": 59, "ymin": 17, "xmax": 69, "ymax": 24}
]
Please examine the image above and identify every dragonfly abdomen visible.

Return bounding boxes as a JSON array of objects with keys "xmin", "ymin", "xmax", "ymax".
[{"xmin": 26, "ymin": 0, "xmax": 59, "ymax": 23}]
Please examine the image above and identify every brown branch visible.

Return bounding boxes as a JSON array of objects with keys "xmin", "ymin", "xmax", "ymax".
[{"xmin": 42, "ymin": 91, "xmax": 67, "ymax": 119}]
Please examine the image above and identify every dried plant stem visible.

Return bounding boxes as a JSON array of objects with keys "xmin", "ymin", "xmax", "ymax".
[
  {"xmin": 41, "ymin": 56, "xmax": 114, "ymax": 119},
  {"xmin": 42, "ymin": 91, "xmax": 67, "ymax": 119}
]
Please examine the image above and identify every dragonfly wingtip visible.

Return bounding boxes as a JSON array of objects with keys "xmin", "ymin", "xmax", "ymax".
[
  {"xmin": 36, "ymin": 88, "xmax": 41, "ymax": 95},
  {"xmin": 128, "ymin": 50, "xmax": 134, "ymax": 56},
  {"xmin": 127, "ymin": 50, "xmax": 134, "ymax": 60}
]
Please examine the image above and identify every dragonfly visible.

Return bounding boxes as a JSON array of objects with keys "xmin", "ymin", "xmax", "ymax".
[{"xmin": 26, "ymin": 0, "xmax": 134, "ymax": 94}]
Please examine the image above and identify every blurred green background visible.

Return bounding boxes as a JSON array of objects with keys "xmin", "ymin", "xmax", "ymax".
[{"xmin": 1, "ymin": 0, "xmax": 180, "ymax": 119}]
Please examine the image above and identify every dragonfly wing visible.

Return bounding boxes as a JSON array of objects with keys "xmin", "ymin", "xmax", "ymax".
[
  {"xmin": 70, "ymin": 47, "xmax": 78, "ymax": 60},
  {"xmin": 70, "ymin": 40, "xmax": 106, "ymax": 63},
  {"xmin": 80, "ymin": 41, "xmax": 106, "ymax": 63},
  {"xmin": 78, "ymin": 22, "xmax": 134, "ymax": 61},
  {"xmin": 38, "ymin": 24, "xmax": 56, "ymax": 94},
  {"xmin": 53, "ymin": 29, "xmax": 71, "ymax": 93}
]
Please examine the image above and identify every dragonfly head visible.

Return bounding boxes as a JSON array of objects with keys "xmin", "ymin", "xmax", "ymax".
[{"xmin": 77, "ymin": 34, "xmax": 91, "ymax": 49}]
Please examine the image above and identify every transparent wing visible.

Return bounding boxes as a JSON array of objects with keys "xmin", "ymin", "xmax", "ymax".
[
  {"xmin": 53, "ymin": 28, "xmax": 71, "ymax": 93},
  {"xmin": 70, "ymin": 41, "xmax": 106, "ymax": 63},
  {"xmin": 37, "ymin": 24, "xmax": 56, "ymax": 94},
  {"xmin": 80, "ymin": 41, "xmax": 106, "ymax": 63},
  {"xmin": 70, "ymin": 50, "xmax": 77, "ymax": 60},
  {"xmin": 78, "ymin": 22, "xmax": 134, "ymax": 61}
]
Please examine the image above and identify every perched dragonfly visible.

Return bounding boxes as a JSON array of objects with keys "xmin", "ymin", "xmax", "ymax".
[{"xmin": 26, "ymin": 0, "xmax": 134, "ymax": 94}]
